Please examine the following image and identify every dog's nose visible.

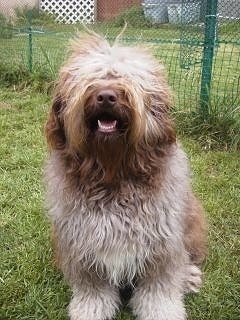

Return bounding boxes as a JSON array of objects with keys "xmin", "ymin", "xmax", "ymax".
[{"xmin": 96, "ymin": 89, "xmax": 117, "ymax": 107}]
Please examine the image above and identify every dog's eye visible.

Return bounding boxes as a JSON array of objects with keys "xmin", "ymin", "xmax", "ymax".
[
  {"xmin": 150, "ymin": 105, "xmax": 166, "ymax": 118},
  {"xmin": 150, "ymin": 109, "xmax": 157, "ymax": 117},
  {"xmin": 150, "ymin": 107, "xmax": 161, "ymax": 117}
]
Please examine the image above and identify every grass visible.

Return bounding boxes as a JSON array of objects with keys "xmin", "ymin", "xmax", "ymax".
[
  {"xmin": 0, "ymin": 31, "xmax": 239, "ymax": 109},
  {"xmin": 0, "ymin": 17, "xmax": 239, "ymax": 115},
  {"xmin": 0, "ymin": 88, "xmax": 239, "ymax": 319},
  {"xmin": 1, "ymin": 2, "xmax": 240, "ymax": 116},
  {"xmin": 1, "ymin": 36, "xmax": 239, "ymax": 149}
]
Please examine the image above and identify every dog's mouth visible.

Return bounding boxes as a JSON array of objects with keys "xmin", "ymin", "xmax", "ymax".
[
  {"xmin": 86, "ymin": 110, "xmax": 129, "ymax": 135},
  {"xmin": 97, "ymin": 119, "xmax": 117, "ymax": 133}
]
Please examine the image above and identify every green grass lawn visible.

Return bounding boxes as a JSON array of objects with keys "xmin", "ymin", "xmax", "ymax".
[{"xmin": 0, "ymin": 88, "xmax": 239, "ymax": 319}]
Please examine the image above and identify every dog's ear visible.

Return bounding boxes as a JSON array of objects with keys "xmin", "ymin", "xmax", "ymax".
[
  {"xmin": 148, "ymin": 92, "xmax": 176, "ymax": 145},
  {"xmin": 45, "ymin": 91, "xmax": 66, "ymax": 150}
]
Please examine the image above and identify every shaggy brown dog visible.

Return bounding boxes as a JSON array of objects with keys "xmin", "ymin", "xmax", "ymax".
[{"xmin": 44, "ymin": 33, "xmax": 206, "ymax": 320}]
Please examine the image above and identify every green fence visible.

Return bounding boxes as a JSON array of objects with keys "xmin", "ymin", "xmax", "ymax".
[{"xmin": 0, "ymin": 0, "xmax": 239, "ymax": 113}]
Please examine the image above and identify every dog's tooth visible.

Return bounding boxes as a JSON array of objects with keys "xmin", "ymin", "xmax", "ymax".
[{"xmin": 98, "ymin": 120, "xmax": 117, "ymax": 132}]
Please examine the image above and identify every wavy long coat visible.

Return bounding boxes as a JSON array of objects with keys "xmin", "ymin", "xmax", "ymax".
[{"xmin": 44, "ymin": 33, "xmax": 206, "ymax": 320}]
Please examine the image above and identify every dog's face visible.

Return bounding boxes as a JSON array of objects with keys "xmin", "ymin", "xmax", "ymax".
[
  {"xmin": 46, "ymin": 33, "xmax": 175, "ymax": 155},
  {"xmin": 81, "ymin": 79, "xmax": 137, "ymax": 145},
  {"xmin": 45, "ymin": 34, "xmax": 176, "ymax": 183}
]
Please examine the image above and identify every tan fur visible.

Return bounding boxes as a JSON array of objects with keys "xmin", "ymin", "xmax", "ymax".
[
  {"xmin": 184, "ymin": 194, "xmax": 207, "ymax": 265},
  {"xmin": 44, "ymin": 33, "xmax": 207, "ymax": 320}
]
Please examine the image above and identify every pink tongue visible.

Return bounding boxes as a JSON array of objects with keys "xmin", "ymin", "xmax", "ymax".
[{"xmin": 98, "ymin": 120, "xmax": 117, "ymax": 133}]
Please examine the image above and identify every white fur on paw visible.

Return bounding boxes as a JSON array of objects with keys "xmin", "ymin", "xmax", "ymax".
[
  {"xmin": 68, "ymin": 289, "xmax": 119, "ymax": 320},
  {"xmin": 184, "ymin": 265, "xmax": 202, "ymax": 294}
]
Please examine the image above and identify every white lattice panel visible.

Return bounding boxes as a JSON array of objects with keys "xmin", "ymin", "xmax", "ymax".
[{"xmin": 40, "ymin": 0, "xmax": 95, "ymax": 24}]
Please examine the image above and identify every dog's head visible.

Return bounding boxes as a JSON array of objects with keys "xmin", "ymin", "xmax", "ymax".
[{"xmin": 45, "ymin": 33, "xmax": 176, "ymax": 182}]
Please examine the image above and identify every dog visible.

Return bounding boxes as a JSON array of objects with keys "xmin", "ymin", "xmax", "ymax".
[{"xmin": 44, "ymin": 32, "xmax": 207, "ymax": 320}]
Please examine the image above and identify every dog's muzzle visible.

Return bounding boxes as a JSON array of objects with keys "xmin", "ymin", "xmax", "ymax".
[
  {"xmin": 96, "ymin": 89, "xmax": 118, "ymax": 133},
  {"xmin": 85, "ymin": 87, "xmax": 130, "ymax": 135}
]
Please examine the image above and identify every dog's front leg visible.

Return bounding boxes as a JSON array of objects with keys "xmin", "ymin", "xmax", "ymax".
[
  {"xmin": 130, "ymin": 274, "xmax": 186, "ymax": 320},
  {"xmin": 68, "ymin": 277, "xmax": 120, "ymax": 320}
]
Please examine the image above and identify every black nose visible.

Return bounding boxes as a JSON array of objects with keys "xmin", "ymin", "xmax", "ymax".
[{"xmin": 96, "ymin": 89, "xmax": 117, "ymax": 107}]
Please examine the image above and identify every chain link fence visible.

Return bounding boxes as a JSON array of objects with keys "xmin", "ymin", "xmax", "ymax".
[{"xmin": 0, "ymin": 0, "xmax": 239, "ymax": 113}]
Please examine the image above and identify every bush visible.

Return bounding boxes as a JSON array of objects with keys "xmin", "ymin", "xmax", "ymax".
[
  {"xmin": 0, "ymin": 13, "xmax": 13, "ymax": 39},
  {"xmin": 174, "ymin": 101, "xmax": 240, "ymax": 150},
  {"xmin": 0, "ymin": 63, "xmax": 28, "ymax": 86},
  {"xmin": 111, "ymin": 6, "xmax": 152, "ymax": 28},
  {"xmin": 0, "ymin": 63, "xmax": 54, "ymax": 92},
  {"xmin": 14, "ymin": 5, "xmax": 55, "ymax": 26}
]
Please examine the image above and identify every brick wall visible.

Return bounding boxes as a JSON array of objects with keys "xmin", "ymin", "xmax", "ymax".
[{"xmin": 97, "ymin": 0, "xmax": 141, "ymax": 21}]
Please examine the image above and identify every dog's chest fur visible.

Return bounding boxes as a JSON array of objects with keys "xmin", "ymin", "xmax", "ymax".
[{"xmin": 46, "ymin": 147, "xmax": 188, "ymax": 285}]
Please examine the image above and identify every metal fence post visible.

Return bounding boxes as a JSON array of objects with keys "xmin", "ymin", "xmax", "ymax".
[
  {"xmin": 27, "ymin": 11, "xmax": 33, "ymax": 72},
  {"xmin": 200, "ymin": 0, "xmax": 218, "ymax": 117}
]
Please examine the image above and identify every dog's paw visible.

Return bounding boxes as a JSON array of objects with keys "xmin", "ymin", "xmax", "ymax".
[{"xmin": 184, "ymin": 265, "xmax": 202, "ymax": 294}]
